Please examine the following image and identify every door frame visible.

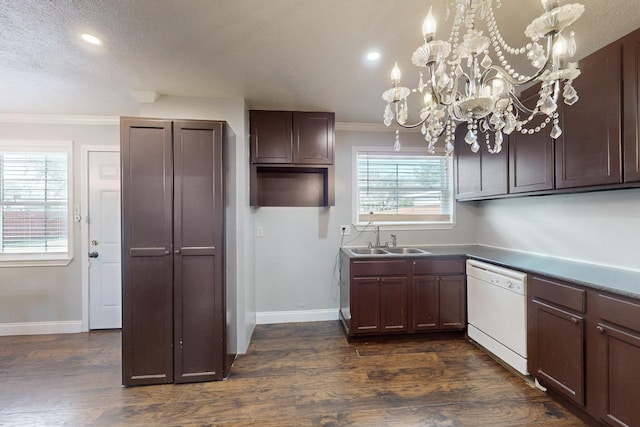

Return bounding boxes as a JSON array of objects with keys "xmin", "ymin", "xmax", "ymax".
[{"xmin": 80, "ymin": 145, "xmax": 120, "ymax": 332}]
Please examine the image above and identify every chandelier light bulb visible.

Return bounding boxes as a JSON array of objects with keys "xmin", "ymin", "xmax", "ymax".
[
  {"xmin": 390, "ymin": 62, "xmax": 402, "ymax": 84},
  {"xmin": 553, "ymin": 35, "xmax": 568, "ymax": 58},
  {"xmin": 424, "ymin": 92, "xmax": 434, "ymax": 106},
  {"xmin": 422, "ymin": 7, "xmax": 437, "ymax": 41},
  {"xmin": 541, "ymin": 0, "xmax": 560, "ymax": 12}
]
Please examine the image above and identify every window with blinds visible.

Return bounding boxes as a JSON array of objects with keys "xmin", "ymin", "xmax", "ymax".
[
  {"xmin": 356, "ymin": 151, "xmax": 452, "ymax": 224},
  {"xmin": 0, "ymin": 141, "xmax": 71, "ymax": 262}
]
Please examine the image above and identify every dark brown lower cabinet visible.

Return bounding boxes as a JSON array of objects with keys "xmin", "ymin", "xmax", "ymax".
[
  {"xmin": 529, "ymin": 275, "xmax": 640, "ymax": 426},
  {"xmin": 340, "ymin": 255, "xmax": 465, "ymax": 338},
  {"xmin": 350, "ymin": 274, "xmax": 408, "ymax": 335},
  {"xmin": 528, "ymin": 276, "xmax": 586, "ymax": 406},
  {"xmin": 412, "ymin": 275, "xmax": 466, "ymax": 331},
  {"xmin": 592, "ymin": 293, "xmax": 640, "ymax": 426},
  {"xmin": 121, "ymin": 117, "xmax": 231, "ymax": 386}
]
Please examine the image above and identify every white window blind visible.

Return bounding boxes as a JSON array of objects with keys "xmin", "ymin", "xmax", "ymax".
[
  {"xmin": 356, "ymin": 151, "xmax": 452, "ymax": 224},
  {"xmin": 0, "ymin": 142, "xmax": 71, "ymax": 261}
]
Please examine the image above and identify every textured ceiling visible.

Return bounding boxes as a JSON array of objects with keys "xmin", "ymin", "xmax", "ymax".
[{"xmin": 1, "ymin": 0, "xmax": 639, "ymax": 123}]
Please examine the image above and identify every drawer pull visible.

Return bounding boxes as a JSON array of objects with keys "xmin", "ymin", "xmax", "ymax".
[
  {"xmin": 596, "ymin": 325, "xmax": 605, "ymax": 333},
  {"xmin": 571, "ymin": 317, "xmax": 578, "ymax": 324}
]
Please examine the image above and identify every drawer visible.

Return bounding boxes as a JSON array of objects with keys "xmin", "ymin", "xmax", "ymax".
[
  {"xmin": 351, "ymin": 259, "xmax": 408, "ymax": 276},
  {"xmin": 530, "ymin": 276, "xmax": 586, "ymax": 313},
  {"xmin": 412, "ymin": 258, "xmax": 465, "ymax": 275},
  {"xmin": 597, "ymin": 293, "xmax": 640, "ymax": 333}
]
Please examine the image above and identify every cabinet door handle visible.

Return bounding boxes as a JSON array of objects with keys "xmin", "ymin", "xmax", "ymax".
[
  {"xmin": 571, "ymin": 317, "xmax": 578, "ymax": 324},
  {"xmin": 596, "ymin": 325, "xmax": 605, "ymax": 333},
  {"xmin": 164, "ymin": 250, "xmax": 170, "ymax": 255},
  {"xmin": 174, "ymin": 249, "xmax": 181, "ymax": 254}
]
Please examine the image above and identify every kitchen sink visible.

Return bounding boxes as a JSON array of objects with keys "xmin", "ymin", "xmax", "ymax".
[
  {"xmin": 384, "ymin": 247, "xmax": 428, "ymax": 254},
  {"xmin": 349, "ymin": 248, "xmax": 388, "ymax": 255},
  {"xmin": 347, "ymin": 247, "xmax": 431, "ymax": 256}
]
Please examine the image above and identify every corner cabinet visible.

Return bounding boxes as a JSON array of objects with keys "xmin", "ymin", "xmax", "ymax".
[
  {"xmin": 339, "ymin": 253, "xmax": 466, "ymax": 338},
  {"xmin": 120, "ymin": 117, "xmax": 232, "ymax": 386},
  {"xmin": 250, "ymin": 110, "xmax": 335, "ymax": 207}
]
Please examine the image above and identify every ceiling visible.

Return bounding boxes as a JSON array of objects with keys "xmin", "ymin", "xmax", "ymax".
[{"xmin": 1, "ymin": 0, "xmax": 639, "ymax": 124}]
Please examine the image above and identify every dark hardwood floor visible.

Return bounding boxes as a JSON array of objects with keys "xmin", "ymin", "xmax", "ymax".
[{"xmin": 0, "ymin": 321, "xmax": 592, "ymax": 426}]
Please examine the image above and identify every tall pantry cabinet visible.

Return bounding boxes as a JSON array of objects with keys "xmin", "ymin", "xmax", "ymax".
[{"xmin": 120, "ymin": 117, "xmax": 232, "ymax": 386}]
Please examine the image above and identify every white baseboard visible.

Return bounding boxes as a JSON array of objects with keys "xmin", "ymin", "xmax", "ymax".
[
  {"xmin": 0, "ymin": 321, "xmax": 83, "ymax": 336},
  {"xmin": 256, "ymin": 309, "xmax": 339, "ymax": 325}
]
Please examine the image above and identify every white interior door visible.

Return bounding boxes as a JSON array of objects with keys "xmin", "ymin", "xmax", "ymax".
[{"xmin": 88, "ymin": 151, "xmax": 122, "ymax": 329}]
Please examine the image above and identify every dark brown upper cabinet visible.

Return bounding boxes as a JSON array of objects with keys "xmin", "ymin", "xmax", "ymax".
[
  {"xmin": 622, "ymin": 28, "xmax": 640, "ymax": 183},
  {"xmin": 250, "ymin": 111, "xmax": 334, "ymax": 165},
  {"xmin": 250, "ymin": 110, "xmax": 335, "ymax": 207},
  {"xmin": 509, "ymin": 85, "xmax": 555, "ymax": 193},
  {"xmin": 250, "ymin": 110, "xmax": 293, "ymax": 164},
  {"xmin": 455, "ymin": 124, "xmax": 508, "ymax": 200},
  {"xmin": 555, "ymin": 41, "xmax": 622, "ymax": 189}
]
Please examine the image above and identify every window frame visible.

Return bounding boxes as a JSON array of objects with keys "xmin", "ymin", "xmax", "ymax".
[
  {"xmin": 0, "ymin": 140, "xmax": 74, "ymax": 267},
  {"xmin": 352, "ymin": 146, "xmax": 455, "ymax": 230}
]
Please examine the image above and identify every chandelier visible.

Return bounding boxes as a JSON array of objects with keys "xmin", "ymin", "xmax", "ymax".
[{"xmin": 382, "ymin": 0, "xmax": 585, "ymax": 154}]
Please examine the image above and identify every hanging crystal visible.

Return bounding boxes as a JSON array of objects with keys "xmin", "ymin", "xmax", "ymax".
[
  {"xmin": 568, "ymin": 31, "xmax": 577, "ymax": 57},
  {"xmin": 464, "ymin": 129, "xmax": 477, "ymax": 145},
  {"xmin": 550, "ymin": 123, "xmax": 562, "ymax": 139},
  {"xmin": 383, "ymin": 104, "xmax": 394, "ymax": 126},
  {"xmin": 418, "ymin": 73, "xmax": 425, "ymax": 93},
  {"xmin": 495, "ymin": 131, "xmax": 504, "ymax": 146},
  {"xmin": 540, "ymin": 96, "xmax": 557, "ymax": 115},
  {"xmin": 471, "ymin": 141, "xmax": 480, "ymax": 153},
  {"xmin": 421, "ymin": 122, "xmax": 427, "ymax": 135},
  {"xmin": 563, "ymin": 84, "xmax": 579, "ymax": 105},
  {"xmin": 393, "ymin": 130, "xmax": 401, "ymax": 151},
  {"xmin": 445, "ymin": 140, "xmax": 454, "ymax": 154},
  {"xmin": 398, "ymin": 100, "xmax": 408, "ymax": 125},
  {"xmin": 480, "ymin": 54, "xmax": 492, "ymax": 69},
  {"xmin": 503, "ymin": 112, "xmax": 517, "ymax": 134}
]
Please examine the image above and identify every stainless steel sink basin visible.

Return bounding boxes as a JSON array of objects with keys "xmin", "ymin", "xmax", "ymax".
[
  {"xmin": 383, "ymin": 247, "xmax": 421, "ymax": 254},
  {"xmin": 349, "ymin": 248, "xmax": 388, "ymax": 255},
  {"xmin": 347, "ymin": 247, "xmax": 431, "ymax": 256}
]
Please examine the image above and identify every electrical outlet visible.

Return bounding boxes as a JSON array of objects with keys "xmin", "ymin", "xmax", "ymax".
[
  {"xmin": 256, "ymin": 226, "xmax": 264, "ymax": 237},
  {"xmin": 340, "ymin": 225, "xmax": 351, "ymax": 236}
]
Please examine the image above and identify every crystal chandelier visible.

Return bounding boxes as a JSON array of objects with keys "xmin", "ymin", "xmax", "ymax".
[{"xmin": 382, "ymin": 0, "xmax": 584, "ymax": 154}]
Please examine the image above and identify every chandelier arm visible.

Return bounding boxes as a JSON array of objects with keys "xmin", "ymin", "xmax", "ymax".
[
  {"xmin": 507, "ymin": 92, "xmax": 539, "ymax": 117},
  {"xmin": 392, "ymin": 101, "xmax": 427, "ymax": 129}
]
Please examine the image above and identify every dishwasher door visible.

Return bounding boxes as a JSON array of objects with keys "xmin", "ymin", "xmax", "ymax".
[{"xmin": 467, "ymin": 260, "xmax": 528, "ymax": 375}]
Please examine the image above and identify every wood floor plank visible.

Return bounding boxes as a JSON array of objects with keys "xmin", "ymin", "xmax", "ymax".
[{"xmin": 0, "ymin": 321, "xmax": 593, "ymax": 426}]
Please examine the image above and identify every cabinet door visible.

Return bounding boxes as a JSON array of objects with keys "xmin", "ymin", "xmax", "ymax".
[
  {"xmin": 455, "ymin": 125, "xmax": 508, "ymax": 199},
  {"xmin": 250, "ymin": 110, "xmax": 292, "ymax": 164},
  {"xmin": 352, "ymin": 277, "xmax": 381, "ymax": 334},
  {"xmin": 380, "ymin": 276, "xmax": 408, "ymax": 333},
  {"xmin": 412, "ymin": 276, "xmax": 439, "ymax": 331},
  {"xmin": 509, "ymin": 85, "xmax": 554, "ymax": 193},
  {"xmin": 530, "ymin": 299, "xmax": 585, "ymax": 406},
  {"xmin": 121, "ymin": 118, "xmax": 174, "ymax": 386},
  {"xmin": 556, "ymin": 42, "xmax": 622, "ymax": 188},
  {"xmin": 292, "ymin": 112, "xmax": 335, "ymax": 164},
  {"xmin": 623, "ymin": 28, "xmax": 640, "ymax": 182},
  {"xmin": 592, "ymin": 293, "xmax": 640, "ymax": 426},
  {"xmin": 439, "ymin": 275, "xmax": 466, "ymax": 329},
  {"xmin": 173, "ymin": 121, "xmax": 225, "ymax": 383}
]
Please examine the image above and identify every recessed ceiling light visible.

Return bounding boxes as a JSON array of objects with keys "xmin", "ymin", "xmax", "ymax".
[
  {"xmin": 81, "ymin": 33, "xmax": 102, "ymax": 45},
  {"xmin": 366, "ymin": 51, "xmax": 381, "ymax": 61}
]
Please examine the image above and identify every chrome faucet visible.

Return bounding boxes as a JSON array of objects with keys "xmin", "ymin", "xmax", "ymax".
[
  {"xmin": 390, "ymin": 234, "xmax": 397, "ymax": 248},
  {"xmin": 368, "ymin": 225, "xmax": 382, "ymax": 248}
]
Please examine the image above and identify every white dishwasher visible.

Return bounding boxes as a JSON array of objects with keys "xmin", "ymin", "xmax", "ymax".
[{"xmin": 466, "ymin": 259, "xmax": 528, "ymax": 375}]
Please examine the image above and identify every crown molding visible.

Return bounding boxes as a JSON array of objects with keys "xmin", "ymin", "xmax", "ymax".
[
  {"xmin": 336, "ymin": 122, "xmax": 419, "ymax": 132},
  {"xmin": 0, "ymin": 114, "xmax": 120, "ymax": 125}
]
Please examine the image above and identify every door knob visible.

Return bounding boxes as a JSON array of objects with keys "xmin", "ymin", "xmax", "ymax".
[{"xmin": 88, "ymin": 251, "xmax": 99, "ymax": 258}]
